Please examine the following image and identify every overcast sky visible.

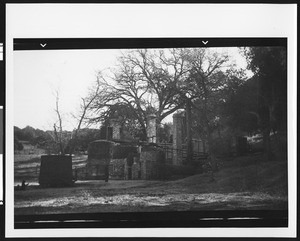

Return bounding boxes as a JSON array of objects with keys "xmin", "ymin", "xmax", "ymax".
[{"xmin": 14, "ymin": 47, "xmax": 250, "ymax": 131}]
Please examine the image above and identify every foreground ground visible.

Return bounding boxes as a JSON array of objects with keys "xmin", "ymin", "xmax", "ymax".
[{"xmin": 14, "ymin": 153, "xmax": 288, "ymax": 215}]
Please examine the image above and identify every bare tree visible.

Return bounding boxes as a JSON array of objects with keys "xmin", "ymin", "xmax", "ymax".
[
  {"xmin": 88, "ymin": 49, "xmax": 191, "ymax": 140},
  {"xmin": 68, "ymin": 83, "xmax": 101, "ymax": 154},
  {"xmin": 182, "ymin": 48, "xmax": 230, "ymax": 155},
  {"xmin": 49, "ymin": 82, "xmax": 101, "ymax": 155},
  {"xmin": 121, "ymin": 49, "xmax": 190, "ymax": 123},
  {"xmin": 86, "ymin": 48, "xmax": 230, "ymax": 152},
  {"xmin": 53, "ymin": 89, "xmax": 66, "ymax": 155}
]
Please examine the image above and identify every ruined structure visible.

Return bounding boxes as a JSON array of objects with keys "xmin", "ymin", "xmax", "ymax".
[
  {"xmin": 86, "ymin": 140, "xmax": 114, "ymax": 181},
  {"xmin": 83, "ymin": 113, "xmax": 208, "ymax": 181},
  {"xmin": 147, "ymin": 114, "xmax": 157, "ymax": 143},
  {"xmin": 124, "ymin": 155, "xmax": 141, "ymax": 180},
  {"xmin": 112, "ymin": 144, "xmax": 140, "ymax": 180},
  {"xmin": 85, "ymin": 117, "xmax": 141, "ymax": 181},
  {"xmin": 171, "ymin": 112, "xmax": 208, "ymax": 166},
  {"xmin": 172, "ymin": 113, "xmax": 185, "ymax": 165},
  {"xmin": 140, "ymin": 146, "xmax": 165, "ymax": 180},
  {"xmin": 39, "ymin": 155, "xmax": 73, "ymax": 187}
]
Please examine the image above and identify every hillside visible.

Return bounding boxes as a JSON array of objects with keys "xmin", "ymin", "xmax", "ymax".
[
  {"xmin": 169, "ymin": 155, "xmax": 287, "ymax": 195},
  {"xmin": 14, "ymin": 153, "xmax": 288, "ymax": 215}
]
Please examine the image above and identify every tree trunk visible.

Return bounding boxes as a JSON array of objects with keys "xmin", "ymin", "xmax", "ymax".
[{"xmin": 54, "ymin": 124, "xmax": 64, "ymax": 155}]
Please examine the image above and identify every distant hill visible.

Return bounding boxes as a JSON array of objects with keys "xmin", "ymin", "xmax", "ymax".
[
  {"xmin": 14, "ymin": 125, "xmax": 102, "ymax": 153},
  {"xmin": 14, "ymin": 125, "xmax": 55, "ymax": 145}
]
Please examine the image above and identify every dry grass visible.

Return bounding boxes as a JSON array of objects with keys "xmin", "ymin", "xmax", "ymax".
[
  {"xmin": 170, "ymin": 156, "xmax": 288, "ymax": 195},
  {"xmin": 14, "ymin": 153, "xmax": 288, "ymax": 215}
]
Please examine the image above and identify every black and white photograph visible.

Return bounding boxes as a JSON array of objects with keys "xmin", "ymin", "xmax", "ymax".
[
  {"xmin": 12, "ymin": 39, "xmax": 288, "ymax": 223},
  {"xmin": 4, "ymin": 3, "xmax": 297, "ymax": 239}
]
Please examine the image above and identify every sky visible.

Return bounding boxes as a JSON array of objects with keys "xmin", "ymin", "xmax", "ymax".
[{"xmin": 14, "ymin": 47, "xmax": 250, "ymax": 131}]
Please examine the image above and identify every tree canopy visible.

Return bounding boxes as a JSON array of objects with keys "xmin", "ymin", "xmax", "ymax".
[
  {"xmin": 87, "ymin": 48, "xmax": 234, "ymax": 142},
  {"xmin": 16, "ymin": 46, "xmax": 287, "ymax": 160}
]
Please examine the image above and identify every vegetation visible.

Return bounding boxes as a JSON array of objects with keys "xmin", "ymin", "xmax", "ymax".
[
  {"xmin": 83, "ymin": 47, "xmax": 287, "ymax": 161},
  {"xmin": 13, "ymin": 46, "xmax": 288, "ymax": 215},
  {"xmin": 14, "ymin": 47, "xmax": 287, "ymax": 161},
  {"xmin": 14, "ymin": 125, "xmax": 101, "ymax": 155}
]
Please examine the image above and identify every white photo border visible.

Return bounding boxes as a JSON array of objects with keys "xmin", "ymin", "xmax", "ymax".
[{"xmin": 5, "ymin": 3, "xmax": 297, "ymax": 238}]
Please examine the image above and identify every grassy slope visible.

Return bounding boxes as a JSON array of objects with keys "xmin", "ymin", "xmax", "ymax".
[
  {"xmin": 14, "ymin": 153, "xmax": 288, "ymax": 214},
  {"xmin": 172, "ymin": 155, "xmax": 288, "ymax": 195}
]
